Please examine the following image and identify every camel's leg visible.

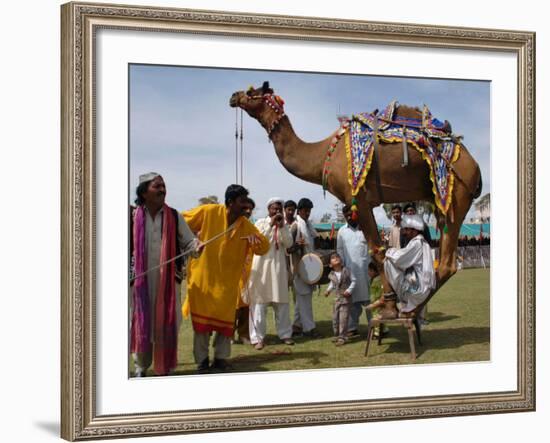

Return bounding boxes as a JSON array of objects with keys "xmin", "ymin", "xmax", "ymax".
[
  {"xmin": 437, "ymin": 182, "xmax": 475, "ymax": 287},
  {"xmin": 357, "ymin": 203, "xmax": 381, "ymax": 249},
  {"xmin": 357, "ymin": 203, "xmax": 386, "ymax": 286},
  {"xmin": 433, "ymin": 146, "xmax": 482, "ymax": 289},
  {"xmin": 357, "ymin": 202, "xmax": 398, "ymax": 319},
  {"xmin": 412, "ymin": 179, "xmax": 477, "ymax": 316},
  {"xmin": 437, "ymin": 217, "xmax": 459, "ymax": 287}
]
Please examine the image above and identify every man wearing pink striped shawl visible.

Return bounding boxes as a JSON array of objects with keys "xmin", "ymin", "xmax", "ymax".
[{"xmin": 130, "ymin": 173, "xmax": 201, "ymax": 377}]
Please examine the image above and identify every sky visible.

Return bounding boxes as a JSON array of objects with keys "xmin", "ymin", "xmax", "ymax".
[{"xmin": 129, "ymin": 64, "xmax": 490, "ymax": 226}]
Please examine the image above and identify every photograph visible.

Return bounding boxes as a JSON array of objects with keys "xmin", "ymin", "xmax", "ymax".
[
  {"xmin": 59, "ymin": 2, "xmax": 535, "ymax": 439},
  {"xmin": 128, "ymin": 65, "xmax": 491, "ymax": 377}
]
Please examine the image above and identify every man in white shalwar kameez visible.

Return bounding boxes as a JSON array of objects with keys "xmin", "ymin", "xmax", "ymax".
[
  {"xmin": 289, "ymin": 198, "xmax": 322, "ymax": 338},
  {"xmin": 247, "ymin": 198, "xmax": 295, "ymax": 349},
  {"xmin": 384, "ymin": 214, "xmax": 436, "ymax": 314},
  {"xmin": 337, "ymin": 205, "xmax": 372, "ymax": 336}
]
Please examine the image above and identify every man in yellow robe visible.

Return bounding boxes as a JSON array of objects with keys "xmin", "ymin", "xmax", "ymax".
[{"xmin": 183, "ymin": 185, "xmax": 270, "ymax": 373}]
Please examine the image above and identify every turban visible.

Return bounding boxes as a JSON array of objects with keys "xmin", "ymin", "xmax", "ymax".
[
  {"xmin": 401, "ymin": 214, "xmax": 424, "ymax": 231},
  {"xmin": 138, "ymin": 172, "xmax": 160, "ymax": 184},
  {"xmin": 266, "ymin": 197, "xmax": 284, "ymax": 208}
]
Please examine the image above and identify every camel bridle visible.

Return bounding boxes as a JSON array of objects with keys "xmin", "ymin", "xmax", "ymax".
[{"xmin": 245, "ymin": 93, "xmax": 286, "ymax": 136}]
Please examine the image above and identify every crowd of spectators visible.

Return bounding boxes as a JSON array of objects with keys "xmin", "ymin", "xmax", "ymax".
[{"xmin": 315, "ymin": 228, "xmax": 490, "ymax": 251}]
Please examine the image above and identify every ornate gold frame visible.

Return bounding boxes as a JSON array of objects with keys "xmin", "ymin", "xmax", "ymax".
[{"xmin": 61, "ymin": 2, "xmax": 535, "ymax": 440}]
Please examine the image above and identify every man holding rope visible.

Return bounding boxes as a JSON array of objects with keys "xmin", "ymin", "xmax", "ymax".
[
  {"xmin": 130, "ymin": 173, "xmax": 203, "ymax": 377},
  {"xmin": 182, "ymin": 184, "xmax": 270, "ymax": 374}
]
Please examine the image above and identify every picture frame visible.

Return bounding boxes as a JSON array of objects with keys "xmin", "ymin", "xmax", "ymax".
[{"xmin": 61, "ymin": 1, "xmax": 535, "ymax": 440}]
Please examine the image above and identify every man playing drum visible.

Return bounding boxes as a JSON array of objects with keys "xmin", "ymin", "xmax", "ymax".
[
  {"xmin": 288, "ymin": 198, "xmax": 322, "ymax": 338},
  {"xmin": 247, "ymin": 198, "xmax": 295, "ymax": 350}
]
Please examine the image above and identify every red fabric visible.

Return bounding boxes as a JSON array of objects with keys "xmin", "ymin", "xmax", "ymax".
[
  {"xmin": 192, "ymin": 321, "xmax": 234, "ymax": 338},
  {"xmin": 152, "ymin": 205, "xmax": 178, "ymax": 375},
  {"xmin": 191, "ymin": 312, "xmax": 236, "ymax": 337},
  {"xmin": 131, "ymin": 206, "xmax": 152, "ymax": 355}
]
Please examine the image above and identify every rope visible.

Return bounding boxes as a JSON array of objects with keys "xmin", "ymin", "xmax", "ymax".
[
  {"xmin": 240, "ymin": 108, "xmax": 244, "ymax": 185},
  {"xmin": 235, "ymin": 108, "xmax": 239, "ymax": 183},
  {"xmin": 130, "ymin": 222, "xmax": 237, "ymax": 282}
]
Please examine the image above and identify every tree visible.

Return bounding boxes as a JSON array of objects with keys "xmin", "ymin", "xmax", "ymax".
[
  {"xmin": 198, "ymin": 195, "xmax": 219, "ymax": 205},
  {"xmin": 320, "ymin": 212, "xmax": 332, "ymax": 223},
  {"xmin": 474, "ymin": 193, "xmax": 491, "ymax": 222},
  {"xmin": 334, "ymin": 203, "xmax": 345, "ymax": 223}
]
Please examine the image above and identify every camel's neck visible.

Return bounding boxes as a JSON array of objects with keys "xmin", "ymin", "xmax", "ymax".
[{"xmin": 268, "ymin": 116, "xmax": 331, "ymax": 185}]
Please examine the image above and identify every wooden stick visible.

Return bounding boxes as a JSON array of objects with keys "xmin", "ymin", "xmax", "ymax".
[{"xmin": 130, "ymin": 223, "xmax": 237, "ymax": 281}]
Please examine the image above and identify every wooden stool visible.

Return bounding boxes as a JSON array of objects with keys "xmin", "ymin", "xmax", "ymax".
[{"xmin": 364, "ymin": 317, "xmax": 422, "ymax": 361}]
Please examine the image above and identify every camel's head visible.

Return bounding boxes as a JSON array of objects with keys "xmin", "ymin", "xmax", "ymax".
[{"xmin": 229, "ymin": 81, "xmax": 286, "ymax": 135}]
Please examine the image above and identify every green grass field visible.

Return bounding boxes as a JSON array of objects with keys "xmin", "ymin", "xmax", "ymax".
[{"xmin": 133, "ymin": 268, "xmax": 489, "ymax": 376}]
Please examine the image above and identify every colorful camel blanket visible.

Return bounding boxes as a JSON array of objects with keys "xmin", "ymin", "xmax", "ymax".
[{"xmin": 344, "ymin": 101, "xmax": 460, "ymax": 214}]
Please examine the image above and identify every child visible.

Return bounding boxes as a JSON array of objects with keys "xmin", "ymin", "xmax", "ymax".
[
  {"xmin": 368, "ymin": 262, "xmax": 383, "ymax": 301},
  {"xmin": 367, "ymin": 262, "xmax": 389, "ymax": 338},
  {"xmin": 324, "ymin": 253, "xmax": 355, "ymax": 346}
]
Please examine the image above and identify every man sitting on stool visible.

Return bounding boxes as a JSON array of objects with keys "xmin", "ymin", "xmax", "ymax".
[{"xmin": 384, "ymin": 214, "xmax": 436, "ymax": 317}]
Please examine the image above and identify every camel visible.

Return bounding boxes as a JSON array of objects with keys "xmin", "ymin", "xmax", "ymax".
[{"xmin": 229, "ymin": 82, "xmax": 482, "ymax": 318}]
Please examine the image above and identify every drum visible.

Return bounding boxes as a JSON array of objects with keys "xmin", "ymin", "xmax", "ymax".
[
  {"xmin": 314, "ymin": 249, "xmax": 334, "ymax": 285},
  {"xmin": 297, "ymin": 253, "xmax": 324, "ymax": 285}
]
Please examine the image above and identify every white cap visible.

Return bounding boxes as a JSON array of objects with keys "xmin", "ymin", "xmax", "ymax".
[
  {"xmin": 139, "ymin": 172, "xmax": 160, "ymax": 184},
  {"xmin": 266, "ymin": 197, "xmax": 284, "ymax": 208},
  {"xmin": 401, "ymin": 214, "xmax": 424, "ymax": 231}
]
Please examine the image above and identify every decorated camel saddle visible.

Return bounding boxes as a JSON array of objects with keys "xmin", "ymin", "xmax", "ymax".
[{"xmin": 323, "ymin": 101, "xmax": 461, "ymax": 217}]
